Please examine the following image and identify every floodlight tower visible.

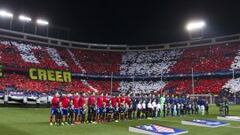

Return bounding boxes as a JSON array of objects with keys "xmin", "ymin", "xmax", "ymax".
[
  {"xmin": 186, "ymin": 20, "xmax": 206, "ymax": 96},
  {"xmin": 0, "ymin": 10, "xmax": 14, "ymax": 30},
  {"xmin": 18, "ymin": 15, "xmax": 32, "ymax": 32},
  {"xmin": 35, "ymin": 18, "xmax": 49, "ymax": 36},
  {"xmin": 186, "ymin": 20, "xmax": 206, "ymax": 39}
]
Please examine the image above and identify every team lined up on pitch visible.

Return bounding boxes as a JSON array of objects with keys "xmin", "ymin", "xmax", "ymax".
[{"xmin": 49, "ymin": 92, "xmax": 209, "ymax": 126}]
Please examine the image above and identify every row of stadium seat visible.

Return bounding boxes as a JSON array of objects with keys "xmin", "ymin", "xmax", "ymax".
[
  {"xmin": 169, "ymin": 43, "xmax": 239, "ymax": 74},
  {"xmin": 0, "ymin": 73, "xmax": 119, "ymax": 93},
  {"xmin": 1, "ymin": 40, "xmax": 240, "ymax": 94},
  {"xmin": 162, "ymin": 79, "xmax": 229, "ymax": 94},
  {"xmin": 0, "ymin": 40, "xmax": 121, "ymax": 74}
]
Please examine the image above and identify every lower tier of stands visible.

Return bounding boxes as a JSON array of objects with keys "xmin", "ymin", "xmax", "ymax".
[
  {"xmin": 0, "ymin": 73, "xmax": 120, "ymax": 94},
  {"xmin": 0, "ymin": 73, "xmax": 237, "ymax": 95},
  {"xmin": 162, "ymin": 78, "xmax": 229, "ymax": 94}
]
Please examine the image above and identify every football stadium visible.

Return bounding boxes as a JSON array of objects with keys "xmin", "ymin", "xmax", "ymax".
[{"xmin": 0, "ymin": 1, "xmax": 240, "ymax": 135}]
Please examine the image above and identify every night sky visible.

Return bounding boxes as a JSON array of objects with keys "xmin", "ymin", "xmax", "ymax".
[{"xmin": 0, "ymin": 0, "xmax": 240, "ymax": 45}]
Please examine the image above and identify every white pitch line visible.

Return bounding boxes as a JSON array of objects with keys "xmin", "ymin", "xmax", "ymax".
[{"xmin": 226, "ymin": 126, "xmax": 240, "ymax": 129}]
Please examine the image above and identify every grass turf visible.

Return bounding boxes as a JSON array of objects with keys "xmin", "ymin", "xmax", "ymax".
[{"xmin": 0, "ymin": 105, "xmax": 240, "ymax": 135}]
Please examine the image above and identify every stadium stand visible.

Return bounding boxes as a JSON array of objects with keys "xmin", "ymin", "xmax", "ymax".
[
  {"xmin": 162, "ymin": 79, "xmax": 229, "ymax": 94},
  {"xmin": 119, "ymin": 81, "xmax": 166, "ymax": 94},
  {"xmin": 169, "ymin": 43, "xmax": 239, "ymax": 74},
  {"xmin": 120, "ymin": 49, "xmax": 183, "ymax": 76},
  {"xmin": 1, "ymin": 37, "xmax": 240, "ymax": 95}
]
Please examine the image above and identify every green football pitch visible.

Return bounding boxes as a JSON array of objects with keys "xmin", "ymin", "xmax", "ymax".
[{"xmin": 0, "ymin": 105, "xmax": 240, "ymax": 135}]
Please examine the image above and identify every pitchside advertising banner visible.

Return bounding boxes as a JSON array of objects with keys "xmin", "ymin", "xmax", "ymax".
[
  {"xmin": 217, "ymin": 116, "xmax": 240, "ymax": 122},
  {"xmin": 29, "ymin": 68, "xmax": 72, "ymax": 82},
  {"xmin": 129, "ymin": 124, "xmax": 188, "ymax": 135},
  {"xmin": 181, "ymin": 119, "xmax": 229, "ymax": 128}
]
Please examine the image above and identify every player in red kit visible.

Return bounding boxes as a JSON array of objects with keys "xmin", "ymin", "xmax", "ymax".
[
  {"xmin": 114, "ymin": 94, "xmax": 121, "ymax": 122},
  {"xmin": 116, "ymin": 94, "xmax": 121, "ymax": 107},
  {"xmin": 125, "ymin": 94, "xmax": 131, "ymax": 107},
  {"xmin": 97, "ymin": 93, "xmax": 104, "ymax": 122},
  {"xmin": 60, "ymin": 94, "xmax": 70, "ymax": 125},
  {"xmin": 79, "ymin": 93, "xmax": 86, "ymax": 123},
  {"xmin": 120, "ymin": 93, "xmax": 126, "ymax": 105},
  {"xmin": 110, "ymin": 95, "xmax": 116, "ymax": 108},
  {"xmin": 125, "ymin": 94, "xmax": 132, "ymax": 119},
  {"xmin": 97, "ymin": 93, "xmax": 104, "ymax": 109},
  {"xmin": 50, "ymin": 93, "xmax": 60, "ymax": 126},
  {"xmin": 73, "ymin": 93, "xmax": 80, "ymax": 124},
  {"xmin": 103, "ymin": 93, "xmax": 109, "ymax": 107},
  {"xmin": 88, "ymin": 92, "xmax": 96, "ymax": 123}
]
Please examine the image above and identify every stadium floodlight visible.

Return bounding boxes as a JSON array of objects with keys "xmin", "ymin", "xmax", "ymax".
[
  {"xmin": 0, "ymin": 10, "xmax": 13, "ymax": 18},
  {"xmin": 35, "ymin": 19, "xmax": 49, "ymax": 36},
  {"xmin": 36, "ymin": 19, "xmax": 49, "ymax": 26},
  {"xmin": 186, "ymin": 20, "xmax": 206, "ymax": 32},
  {"xmin": 19, "ymin": 15, "xmax": 32, "ymax": 32},
  {"xmin": 19, "ymin": 15, "xmax": 32, "ymax": 22}
]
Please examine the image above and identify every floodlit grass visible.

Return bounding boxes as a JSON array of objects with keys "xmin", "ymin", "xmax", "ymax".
[{"xmin": 0, "ymin": 105, "xmax": 240, "ymax": 135}]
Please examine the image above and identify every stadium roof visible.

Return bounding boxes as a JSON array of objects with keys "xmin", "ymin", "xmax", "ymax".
[{"xmin": 0, "ymin": 28, "xmax": 239, "ymax": 52}]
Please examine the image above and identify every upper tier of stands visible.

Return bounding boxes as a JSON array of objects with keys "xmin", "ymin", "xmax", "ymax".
[{"xmin": 0, "ymin": 40, "xmax": 121, "ymax": 74}]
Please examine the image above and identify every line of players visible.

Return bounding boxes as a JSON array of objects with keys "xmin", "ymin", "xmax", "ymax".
[{"xmin": 49, "ymin": 92, "xmax": 209, "ymax": 126}]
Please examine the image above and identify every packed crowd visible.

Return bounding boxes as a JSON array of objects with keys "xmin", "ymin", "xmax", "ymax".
[
  {"xmin": 50, "ymin": 92, "xmax": 209, "ymax": 126},
  {"xmin": 169, "ymin": 43, "xmax": 239, "ymax": 74},
  {"xmin": 223, "ymin": 49, "xmax": 240, "ymax": 93},
  {"xmin": 0, "ymin": 73, "xmax": 119, "ymax": 93},
  {"xmin": 119, "ymin": 81, "xmax": 166, "ymax": 94},
  {"xmin": 0, "ymin": 40, "xmax": 120, "ymax": 93},
  {"xmin": 118, "ymin": 49, "xmax": 182, "ymax": 94},
  {"xmin": 1, "ymin": 39, "xmax": 240, "ymax": 95},
  {"xmin": 0, "ymin": 40, "xmax": 121, "ymax": 74},
  {"xmin": 120, "ymin": 49, "xmax": 183, "ymax": 76},
  {"xmin": 223, "ymin": 78, "xmax": 240, "ymax": 93},
  {"xmin": 162, "ymin": 78, "xmax": 229, "ymax": 94},
  {"xmin": 118, "ymin": 43, "xmax": 240, "ymax": 94}
]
